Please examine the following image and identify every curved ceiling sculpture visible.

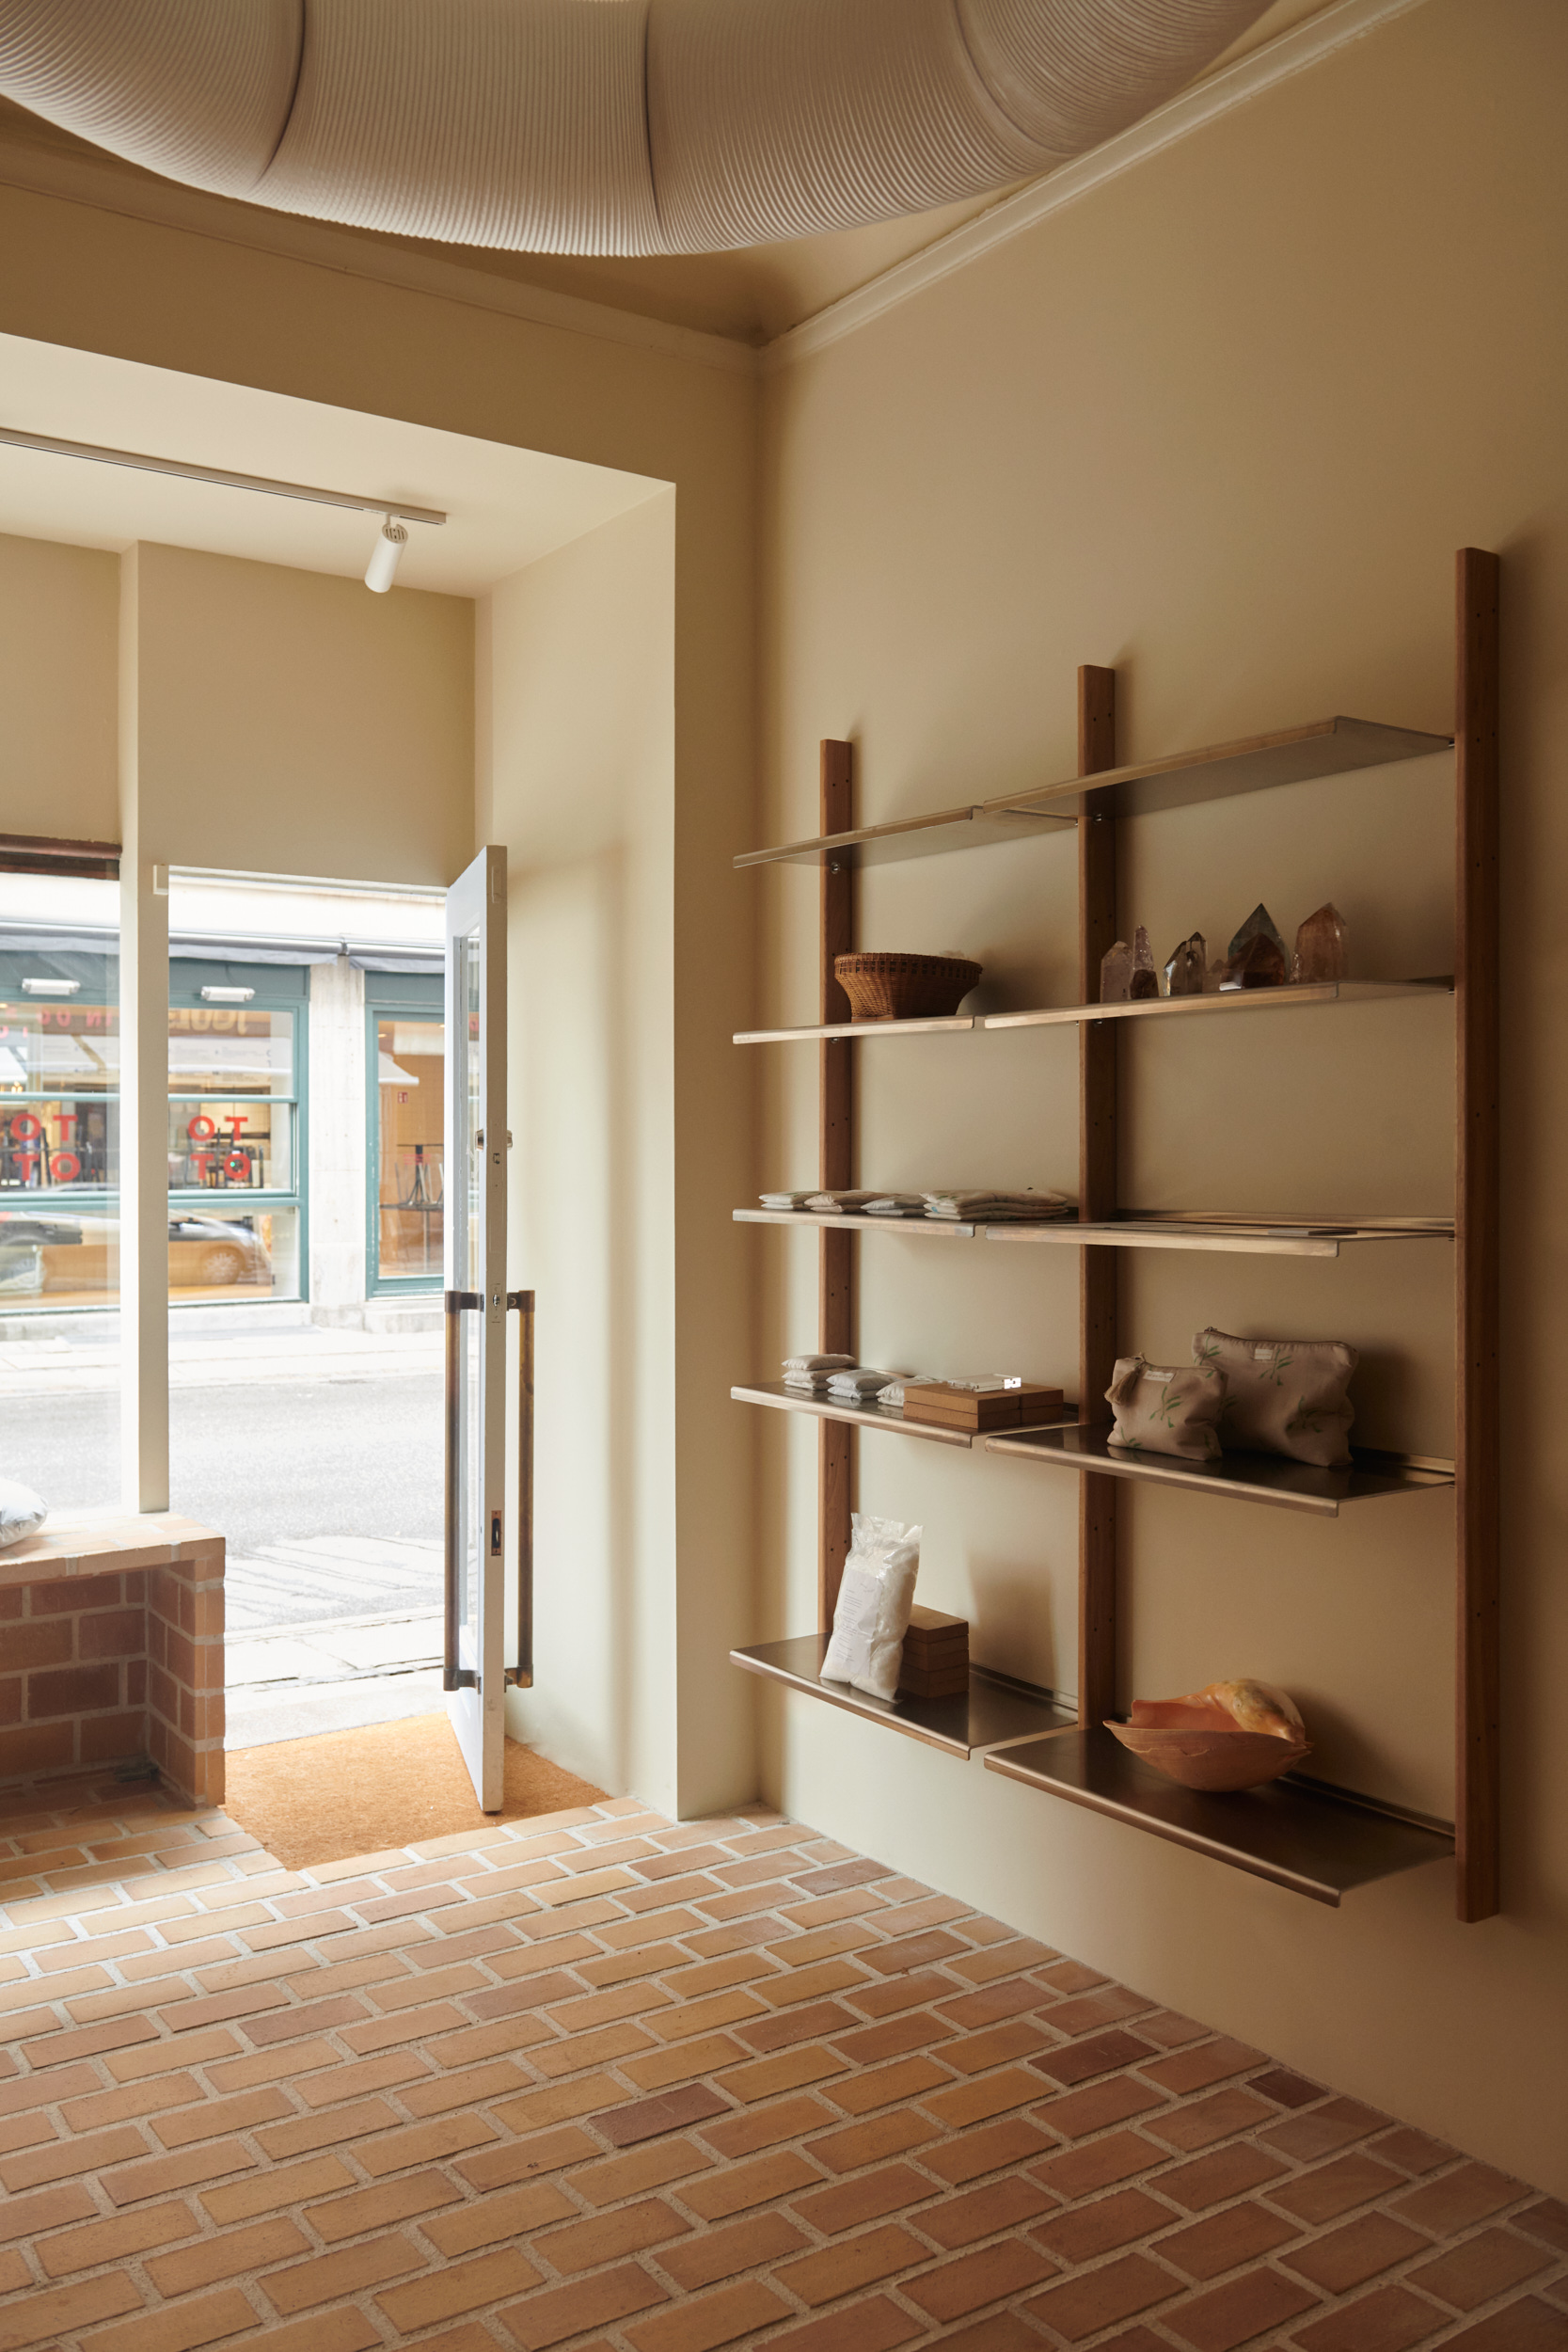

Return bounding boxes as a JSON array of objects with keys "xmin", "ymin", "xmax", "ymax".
[{"xmin": 0, "ymin": 0, "xmax": 1270, "ymax": 257}]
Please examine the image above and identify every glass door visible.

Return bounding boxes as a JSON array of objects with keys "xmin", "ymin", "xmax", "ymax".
[{"xmin": 444, "ymin": 846, "xmax": 507, "ymax": 1807}]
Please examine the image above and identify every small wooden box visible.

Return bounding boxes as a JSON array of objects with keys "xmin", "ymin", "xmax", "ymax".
[
  {"xmin": 898, "ymin": 1605, "xmax": 970, "ymax": 1699},
  {"xmin": 901, "ymin": 1381, "xmax": 1064, "ymax": 1432}
]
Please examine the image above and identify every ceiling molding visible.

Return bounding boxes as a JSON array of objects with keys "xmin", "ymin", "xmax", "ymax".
[
  {"xmin": 761, "ymin": 0, "xmax": 1433, "ymax": 373},
  {"xmin": 0, "ymin": 140, "xmax": 763, "ymax": 379}
]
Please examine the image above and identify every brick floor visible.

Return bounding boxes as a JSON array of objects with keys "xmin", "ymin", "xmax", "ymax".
[{"xmin": 0, "ymin": 1772, "xmax": 1561, "ymax": 2352}]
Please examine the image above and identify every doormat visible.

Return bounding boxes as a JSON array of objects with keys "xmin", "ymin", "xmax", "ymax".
[{"xmin": 222, "ymin": 1713, "xmax": 607, "ymax": 1870}]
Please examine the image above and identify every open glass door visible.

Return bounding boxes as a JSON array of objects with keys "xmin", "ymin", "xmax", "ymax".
[{"xmin": 444, "ymin": 845, "xmax": 507, "ymax": 1808}]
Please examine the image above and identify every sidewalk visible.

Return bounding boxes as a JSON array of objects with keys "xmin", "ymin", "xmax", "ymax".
[{"xmin": 0, "ymin": 1320, "xmax": 441, "ymax": 1395}]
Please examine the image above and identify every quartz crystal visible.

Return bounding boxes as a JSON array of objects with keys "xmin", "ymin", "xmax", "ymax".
[
  {"xmin": 1130, "ymin": 926, "xmax": 1159, "ymax": 999},
  {"xmin": 1227, "ymin": 903, "xmax": 1288, "ymax": 966},
  {"xmin": 1223, "ymin": 931, "xmax": 1288, "ymax": 989},
  {"xmin": 1293, "ymin": 901, "xmax": 1350, "ymax": 983},
  {"xmin": 1100, "ymin": 939, "xmax": 1133, "ymax": 1002},
  {"xmin": 1164, "ymin": 932, "xmax": 1207, "ymax": 996}
]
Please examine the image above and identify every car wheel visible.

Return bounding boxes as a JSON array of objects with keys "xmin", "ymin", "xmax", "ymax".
[{"xmin": 199, "ymin": 1246, "xmax": 247, "ymax": 1285}]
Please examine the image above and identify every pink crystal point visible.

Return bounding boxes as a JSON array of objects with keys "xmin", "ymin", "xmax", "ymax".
[
  {"xmin": 1293, "ymin": 902, "xmax": 1350, "ymax": 984},
  {"xmin": 1100, "ymin": 940, "xmax": 1133, "ymax": 1003}
]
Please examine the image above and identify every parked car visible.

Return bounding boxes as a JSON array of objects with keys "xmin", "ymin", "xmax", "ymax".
[{"xmin": 0, "ymin": 1210, "xmax": 272, "ymax": 1293}]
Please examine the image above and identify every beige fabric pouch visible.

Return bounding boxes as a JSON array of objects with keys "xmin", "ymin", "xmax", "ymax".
[
  {"xmin": 1193, "ymin": 1327, "xmax": 1358, "ymax": 1466},
  {"xmin": 1105, "ymin": 1357, "xmax": 1226, "ymax": 1461}
]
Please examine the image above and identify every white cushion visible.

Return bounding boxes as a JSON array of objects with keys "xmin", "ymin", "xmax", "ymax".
[{"xmin": 0, "ymin": 1481, "xmax": 47, "ymax": 1549}]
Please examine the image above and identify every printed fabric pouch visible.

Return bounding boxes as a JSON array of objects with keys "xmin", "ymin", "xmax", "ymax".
[
  {"xmin": 1105, "ymin": 1357, "xmax": 1226, "ymax": 1462},
  {"xmin": 1193, "ymin": 1327, "xmax": 1357, "ymax": 1466},
  {"xmin": 820, "ymin": 1513, "xmax": 922, "ymax": 1703}
]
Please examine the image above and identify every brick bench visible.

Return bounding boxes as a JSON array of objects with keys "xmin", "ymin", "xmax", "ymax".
[{"xmin": 0, "ymin": 1514, "xmax": 224, "ymax": 1808}]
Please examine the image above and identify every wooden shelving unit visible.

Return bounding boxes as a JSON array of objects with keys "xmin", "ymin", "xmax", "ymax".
[{"xmin": 729, "ymin": 552, "xmax": 1498, "ymax": 1921}]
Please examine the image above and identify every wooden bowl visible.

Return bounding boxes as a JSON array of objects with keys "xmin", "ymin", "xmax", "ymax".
[
  {"xmin": 834, "ymin": 952, "xmax": 982, "ymax": 1022},
  {"xmin": 1107, "ymin": 1720, "xmax": 1310, "ymax": 1792}
]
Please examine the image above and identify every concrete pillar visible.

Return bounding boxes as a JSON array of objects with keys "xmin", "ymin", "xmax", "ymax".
[{"xmin": 308, "ymin": 955, "xmax": 368, "ymax": 1327}]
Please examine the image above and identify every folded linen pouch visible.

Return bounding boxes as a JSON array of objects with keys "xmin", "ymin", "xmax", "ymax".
[
  {"xmin": 783, "ymin": 1351, "xmax": 857, "ymax": 1392},
  {"xmin": 760, "ymin": 1190, "xmax": 815, "ymax": 1209},
  {"xmin": 1194, "ymin": 1327, "xmax": 1357, "ymax": 1467},
  {"xmin": 863, "ymin": 1195, "xmax": 927, "ymax": 1216},
  {"xmin": 826, "ymin": 1368, "xmax": 903, "ymax": 1400},
  {"xmin": 805, "ymin": 1190, "xmax": 883, "ymax": 1214},
  {"xmin": 922, "ymin": 1188, "xmax": 1073, "ymax": 1221},
  {"xmin": 1105, "ymin": 1356, "xmax": 1227, "ymax": 1462},
  {"xmin": 874, "ymin": 1375, "xmax": 940, "ymax": 1408}
]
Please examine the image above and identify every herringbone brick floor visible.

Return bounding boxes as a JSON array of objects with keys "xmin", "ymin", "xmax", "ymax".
[{"xmin": 0, "ymin": 1772, "xmax": 1563, "ymax": 2352}]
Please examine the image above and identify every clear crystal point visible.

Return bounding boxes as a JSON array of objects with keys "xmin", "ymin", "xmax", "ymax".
[
  {"xmin": 1130, "ymin": 925, "xmax": 1159, "ymax": 999},
  {"xmin": 1164, "ymin": 932, "xmax": 1207, "ymax": 996}
]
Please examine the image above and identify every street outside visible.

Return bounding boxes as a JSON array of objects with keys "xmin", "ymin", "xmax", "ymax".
[{"xmin": 0, "ymin": 1314, "xmax": 451, "ymax": 1746}]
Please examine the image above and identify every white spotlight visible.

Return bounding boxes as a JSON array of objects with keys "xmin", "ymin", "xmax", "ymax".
[{"xmin": 365, "ymin": 516, "xmax": 408, "ymax": 594}]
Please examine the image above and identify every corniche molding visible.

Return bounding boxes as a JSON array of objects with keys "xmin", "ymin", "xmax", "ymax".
[{"xmin": 0, "ymin": 0, "xmax": 1428, "ymax": 385}]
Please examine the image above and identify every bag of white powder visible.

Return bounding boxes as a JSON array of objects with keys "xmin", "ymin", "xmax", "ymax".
[{"xmin": 820, "ymin": 1513, "xmax": 922, "ymax": 1703}]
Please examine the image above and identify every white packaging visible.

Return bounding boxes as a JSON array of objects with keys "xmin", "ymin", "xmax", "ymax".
[
  {"xmin": 820, "ymin": 1513, "xmax": 922, "ymax": 1703},
  {"xmin": 0, "ymin": 1479, "xmax": 47, "ymax": 1549}
]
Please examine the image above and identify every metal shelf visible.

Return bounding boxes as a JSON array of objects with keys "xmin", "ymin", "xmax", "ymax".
[
  {"xmin": 984, "ymin": 715, "xmax": 1452, "ymax": 825},
  {"xmin": 983, "ymin": 1422, "xmax": 1454, "ymax": 1515},
  {"xmin": 731, "ymin": 1634, "xmax": 1076, "ymax": 1758},
  {"xmin": 986, "ymin": 1216, "xmax": 1454, "ymax": 1259},
  {"xmin": 734, "ymin": 1015, "xmax": 975, "ymax": 1043},
  {"xmin": 732, "ymin": 1381, "xmax": 1076, "ymax": 1448},
  {"xmin": 985, "ymin": 979, "xmax": 1453, "ymax": 1030},
  {"xmin": 984, "ymin": 1727, "xmax": 1454, "ymax": 1906},
  {"xmin": 735, "ymin": 718, "xmax": 1450, "ymax": 871},
  {"xmin": 735, "ymin": 805, "xmax": 1071, "ymax": 872}
]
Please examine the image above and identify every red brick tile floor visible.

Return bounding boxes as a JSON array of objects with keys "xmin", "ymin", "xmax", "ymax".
[{"xmin": 0, "ymin": 1772, "xmax": 1562, "ymax": 2352}]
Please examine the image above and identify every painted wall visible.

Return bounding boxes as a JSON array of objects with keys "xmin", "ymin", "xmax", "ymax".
[
  {"xmin": 754, "ymin": 0, "xmax": 1568, "ymax": 2195},
  {"xmin": 0, "ymin": 531, "xmax": 118, "ymax": 842},
  {"xmin": 126, "ymin": 541, "xmax": 474, "ymax": 885}
]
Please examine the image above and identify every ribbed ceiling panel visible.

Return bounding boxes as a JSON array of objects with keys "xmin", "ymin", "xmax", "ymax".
[
  {"xmin": 0, "ymin": 0, "xmax": 1275, "ymax": 258},
  {"xmin": 648, "ymin": 0, "xmax": 1054, "ymax": 253},
  {"xmin": 256, "ymin": 0, "xmax": 661, "ymax": 255},
  {"xmin": 0, "ymin": 0, "xmax": 301, "ymax": 197},
  {"xmin": 958, "ymin": 0, "xmax": 1268, "ymax": 159}
]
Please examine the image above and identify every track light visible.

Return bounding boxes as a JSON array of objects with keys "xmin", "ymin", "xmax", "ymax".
[{"xmin": 365, "ymin": 516, "xmax": 408, "ymax": 594}]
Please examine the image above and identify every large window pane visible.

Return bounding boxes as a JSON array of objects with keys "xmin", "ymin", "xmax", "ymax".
[
  {"xmin": 167, "ymin": 985, "xmax": 302, "ymax": 1306},
  {"xmin": 375, "ymin": 1014, "xmax": 443, "ymax": 1281},
  {"xmin": 0, "ymin": 872, "xmax": 120, "ymax": 1508}
]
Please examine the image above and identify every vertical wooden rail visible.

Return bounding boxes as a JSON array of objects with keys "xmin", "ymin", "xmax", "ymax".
[
  {"xmin": 819, "ymin": 740, "xmax": 855, "ymax": 1628},
  {"xmin": 1077, "ymin": 668, "xmax": 1118, "ymax": 1728},
  {"xmin": 1455, "ymin": 548, "xmax": 1500, "ymax": 1922},
  {"xmin": 508, "ymin": 1288, "xmax": 535, "ymax": 1689}
]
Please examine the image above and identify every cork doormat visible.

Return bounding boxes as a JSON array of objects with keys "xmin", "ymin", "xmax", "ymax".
[{"xmin": 221, "ymin": 1712, "xmax": 607, "ymax": 1870}]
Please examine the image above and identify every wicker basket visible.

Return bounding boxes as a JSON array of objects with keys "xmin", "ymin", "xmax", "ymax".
[{"xmin": 833, "ymin": 951, "xmax": 982, "ymax": 1022}]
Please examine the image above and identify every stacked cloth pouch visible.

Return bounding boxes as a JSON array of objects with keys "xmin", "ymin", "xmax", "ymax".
[
  {"xmin": 1105, "ymin": 1357, "xmax": 1227, "ymax": 1461},
  {"xmin": 1194, "ymin": 1327, "xmax": 1358, "ymax": 1466}
]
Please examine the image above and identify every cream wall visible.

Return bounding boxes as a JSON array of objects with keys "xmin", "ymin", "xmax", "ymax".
[
  {"xmin": 0, "ymin": 531, "xmax": 118, "ymax": 841},
  {"xmin": 755, "ymin": 0, "xmax": 1568, "ymax": 2195}
]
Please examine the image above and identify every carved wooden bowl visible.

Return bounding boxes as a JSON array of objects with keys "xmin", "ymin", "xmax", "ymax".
[
  {"xmin": 834, "ymin": 952, "xmax": 982, "ymax": 1022},
  {"xmin": 1107, "ymin": 1721, "xmax": 1310, "ymax": 1792}
]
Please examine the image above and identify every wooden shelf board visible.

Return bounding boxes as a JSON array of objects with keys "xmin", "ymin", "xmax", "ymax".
[
  {"xmin": 731, "ymin": 1634, "xmax": 1077, "ymax": 1758},
  {"xmin": 985, "ymin": 1217, "xmax": 1454, "ymax": 1259},
  {"xmin": 736, "ymin": 805, "xmax": 1073, "ymax": 872},
  {"xmin": 732, "ymin": 1381, "xmax": 1077, "ymax": 1448},
  {"xmin": 982, "ymin": 1422, "xmax": 1455, "ymax": 1515},
  {"xmin": 985, "ymin": 979, "xmax": 1453, "ymax": 1030},
  {"xmin": 984, "ymin": 1726, "xmax": 1454, "ymax": 1905},
  {"xmin": 984, "ymin": 716, "xmax": 1453, "ymax": 825},
  {"xmin": 734, "ymin": 1015, "xmax": 976, "ymax": 1043}
]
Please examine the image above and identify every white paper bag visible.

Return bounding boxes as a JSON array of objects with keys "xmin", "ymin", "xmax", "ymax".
[{"xmin": 821, "ymin": 1514, "xmax": 922, "ymax": 1703}]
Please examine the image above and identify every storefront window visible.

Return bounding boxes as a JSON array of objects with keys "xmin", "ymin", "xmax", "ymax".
[
  {"xmin": 371, "ymin": 994, "xmax": 444, "ymax": 1288},
  {"xmin": 167, "ymin": 974, "xmax": 306, "ymax": 1304}
]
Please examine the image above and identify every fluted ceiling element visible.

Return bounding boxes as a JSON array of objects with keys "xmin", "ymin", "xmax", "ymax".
[{"xmin": 0, "ymin": 0, "xmax": 1270, "ymax": 257}]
